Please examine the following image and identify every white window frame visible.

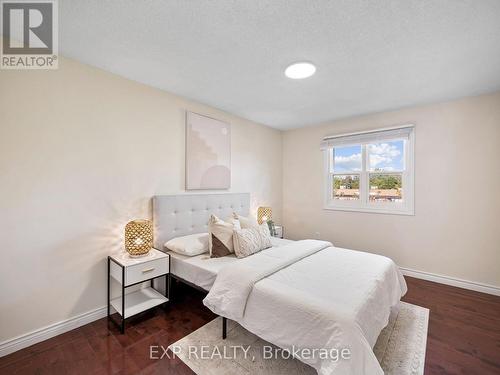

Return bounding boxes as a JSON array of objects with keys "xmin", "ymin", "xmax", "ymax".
[{"xmin": 323, "ymin": 125, "xmax": 415, "ymax": 215}]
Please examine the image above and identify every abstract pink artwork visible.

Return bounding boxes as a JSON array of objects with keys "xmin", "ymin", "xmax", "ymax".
[{"xmin": 186, "ymin": 111, "xmax": 231, "ymax": 190}]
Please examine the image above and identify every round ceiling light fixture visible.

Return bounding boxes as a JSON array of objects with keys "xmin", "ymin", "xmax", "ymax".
[{"xmin": 284, "ymin": 62, "xmax": 316, "ymax": 79}]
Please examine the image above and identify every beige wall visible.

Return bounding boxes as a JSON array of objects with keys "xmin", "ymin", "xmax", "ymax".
[
  {"xmin": 282, "ymin": 92, "xmax": 500, "ymax": 289},
  {"xmin": 0, "ymin": 57, "xmax": 282, "ymax": 342}
]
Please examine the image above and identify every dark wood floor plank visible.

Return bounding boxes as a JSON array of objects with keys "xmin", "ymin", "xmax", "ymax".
[
  {"xmin": 401, "ymin": 276, "xmax": 500, "ymax": 375},
  {"xmin": 1, "ymin": 278, "xmax": 499, "ymax": 374}
]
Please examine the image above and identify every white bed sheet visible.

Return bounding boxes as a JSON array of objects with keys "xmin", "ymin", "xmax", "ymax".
[
  {"xmin": 168, "ymin": 237, "xmax": 293, "ymax": 290},
  {"xmin": 204, "ymin": 240, "xmax": 407, "ymax": 375}
]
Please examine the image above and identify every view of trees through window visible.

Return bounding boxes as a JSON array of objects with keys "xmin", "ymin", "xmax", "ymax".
[
  {"xmin": 369, "ymin": 173, "xmax": 402, "ymax": 202},
  {"xmin": 326, "ymin": 127, "xmax": 414, "ymax": 213},
  {"xmin": 332, "ymin": 174, "xmax": 403, "ymax": 202},
  {"xmin": 333, "ymin": 175, "xmax": 359, "ymax": 200},
  {"xmin": 331, "ymin": 141, "xmax": 404, "ymax": 203}
]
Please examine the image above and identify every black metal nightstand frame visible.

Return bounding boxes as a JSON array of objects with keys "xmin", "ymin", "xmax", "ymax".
[{"xmin": 107, "ymin": 256, "xmax": 171, "ymax": 333}]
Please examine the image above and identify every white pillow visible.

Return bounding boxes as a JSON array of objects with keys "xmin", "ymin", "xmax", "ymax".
[
  {"xmin": 232, "ymin": 212, "xmax": 258, "ymax": 229},
  {"xmin": 233, "ymin": 224, "xmax": 272, "ymax": 258},
  {"xmin": 164, "ymin": 233, "xmax": 209, "ymax": 256}
]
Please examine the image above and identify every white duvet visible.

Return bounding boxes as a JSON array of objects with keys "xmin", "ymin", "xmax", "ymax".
[{"xmin": 203, "ymin": 240, "xmax": 407, "ymax": 375}]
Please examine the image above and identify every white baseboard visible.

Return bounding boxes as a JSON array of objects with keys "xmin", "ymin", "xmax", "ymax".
[
  {"xmin": 0, "ymin": 305, "xmax": 107, "ymax": 358},
  {"xmin": 400, "ymin": 267, "xmax": 500, "ymax": 296}
]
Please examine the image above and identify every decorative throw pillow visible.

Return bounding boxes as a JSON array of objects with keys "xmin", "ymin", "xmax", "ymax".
[
  {"xmin": 164, "ymin": 233, "xmax": 209, "ymax": 256},
  {"xmin": 225, "ymin": 215, "xmax": 241, "ymax": 228},
  {"xmin": 208, "ymin": 214, "xmax": 240, "ymax": 258},
  {"xmin": 233, "ymin": 224, "xmax": 272, "ymax": 258},
  {"xmin": 232, "ymin": 212, "xmax": 258, "ymax": 229}
]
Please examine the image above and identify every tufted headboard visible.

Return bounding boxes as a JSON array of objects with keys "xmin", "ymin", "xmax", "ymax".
[{"xmin": 152, "ymin": 193, "xmax": 250, "ymax": 250}]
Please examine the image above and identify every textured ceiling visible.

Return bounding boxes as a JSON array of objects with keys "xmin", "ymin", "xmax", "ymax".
[{"xmin": 60, "ymin": 1, "xmax": 500, "ymax": 129}]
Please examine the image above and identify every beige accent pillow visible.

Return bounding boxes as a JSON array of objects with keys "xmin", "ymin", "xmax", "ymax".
[
  {"xmin": 232, "ymin": 212, "xmax": 258, "ymax": 229},
  {"xmin": 208, "ymin": 214, "xmax": 240, "ymax": 257},
  {"xmin": 233, "ymin": 224, "xmax": 272, "ymax": 258}
]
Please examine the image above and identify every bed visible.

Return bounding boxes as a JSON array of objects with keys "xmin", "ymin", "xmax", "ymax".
[{"xmin": 153, "ymin": 194, "xmax": 407, "ymax": 375}]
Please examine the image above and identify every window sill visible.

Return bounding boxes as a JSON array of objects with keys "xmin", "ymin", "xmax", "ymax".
[{"xmin": 323, "ymin": 205, "xmax": 414, "ymax": 216}]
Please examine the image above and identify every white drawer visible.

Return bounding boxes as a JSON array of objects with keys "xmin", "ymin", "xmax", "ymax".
[{"xmin": 125, "ymin": 257, "xmax": 169, "ymax": 286}]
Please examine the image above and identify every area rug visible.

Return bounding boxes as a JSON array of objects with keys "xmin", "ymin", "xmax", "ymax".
[{"xmin": 169, "ymin": 302, "xmax": 429, "ymax": 375}]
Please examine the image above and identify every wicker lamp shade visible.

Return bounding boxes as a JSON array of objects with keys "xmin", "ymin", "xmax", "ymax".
[
  {"xmin": 125, "ymin": 220, "xmax": 153, "ymax": 257},
  {"xmin": 257, "ymin": 206, "xmax": 272, "ymax": 225}
]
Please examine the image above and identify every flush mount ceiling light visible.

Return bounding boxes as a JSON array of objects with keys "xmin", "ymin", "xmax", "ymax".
[{"xmin": 284, "ymin": 62, "xmax": 316, "ymax": 79}]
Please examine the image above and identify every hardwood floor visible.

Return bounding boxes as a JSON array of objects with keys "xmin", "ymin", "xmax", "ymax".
[
  {"xmin": 1, "ymin": 276, "xmax": 499, "ymax": 375},
  {"xmin": 403, "ymin": 277, "xmax": 500, "ymax": 375}
]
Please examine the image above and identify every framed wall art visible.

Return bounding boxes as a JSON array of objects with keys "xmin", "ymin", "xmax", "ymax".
[{"xmin": 185, "ymin": 111, "xmax": 231, "ymax": 190}]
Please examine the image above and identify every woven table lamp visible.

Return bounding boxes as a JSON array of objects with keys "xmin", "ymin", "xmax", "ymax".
[
  {"xmin": 257, "ymin": 206, "xmax": 272, "ymax": 224},
  {"xmin": 125, "ymin": 219, "xmax": 153, "ymax": 257}
]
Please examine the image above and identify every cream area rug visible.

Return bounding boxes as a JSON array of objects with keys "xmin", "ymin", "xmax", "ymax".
[{"xmin": 169, "ymin": 302, "xmax": 429, "ymax": 375}]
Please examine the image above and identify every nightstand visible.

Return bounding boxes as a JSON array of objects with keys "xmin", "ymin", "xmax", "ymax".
[
  {"xmin": 273, "ymin": 225, "xmax": 284, "ymax": 239},
  {"xmin": 107, "ymin": 249, "xmax": 170, "ymax": 333}
]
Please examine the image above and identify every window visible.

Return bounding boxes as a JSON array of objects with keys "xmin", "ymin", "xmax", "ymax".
[{"xmin": 322, "ymin": 125, "xmax": 414, "ymax": 215}]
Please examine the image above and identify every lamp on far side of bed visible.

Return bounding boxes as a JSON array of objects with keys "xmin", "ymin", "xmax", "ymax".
[
  {"xmin": 125, "ymin": 219, "xmax": 153, "ymax": 257},
  {"xmin": 257, "ymin": 206, "xmax": 272, "ymax": 225}
]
